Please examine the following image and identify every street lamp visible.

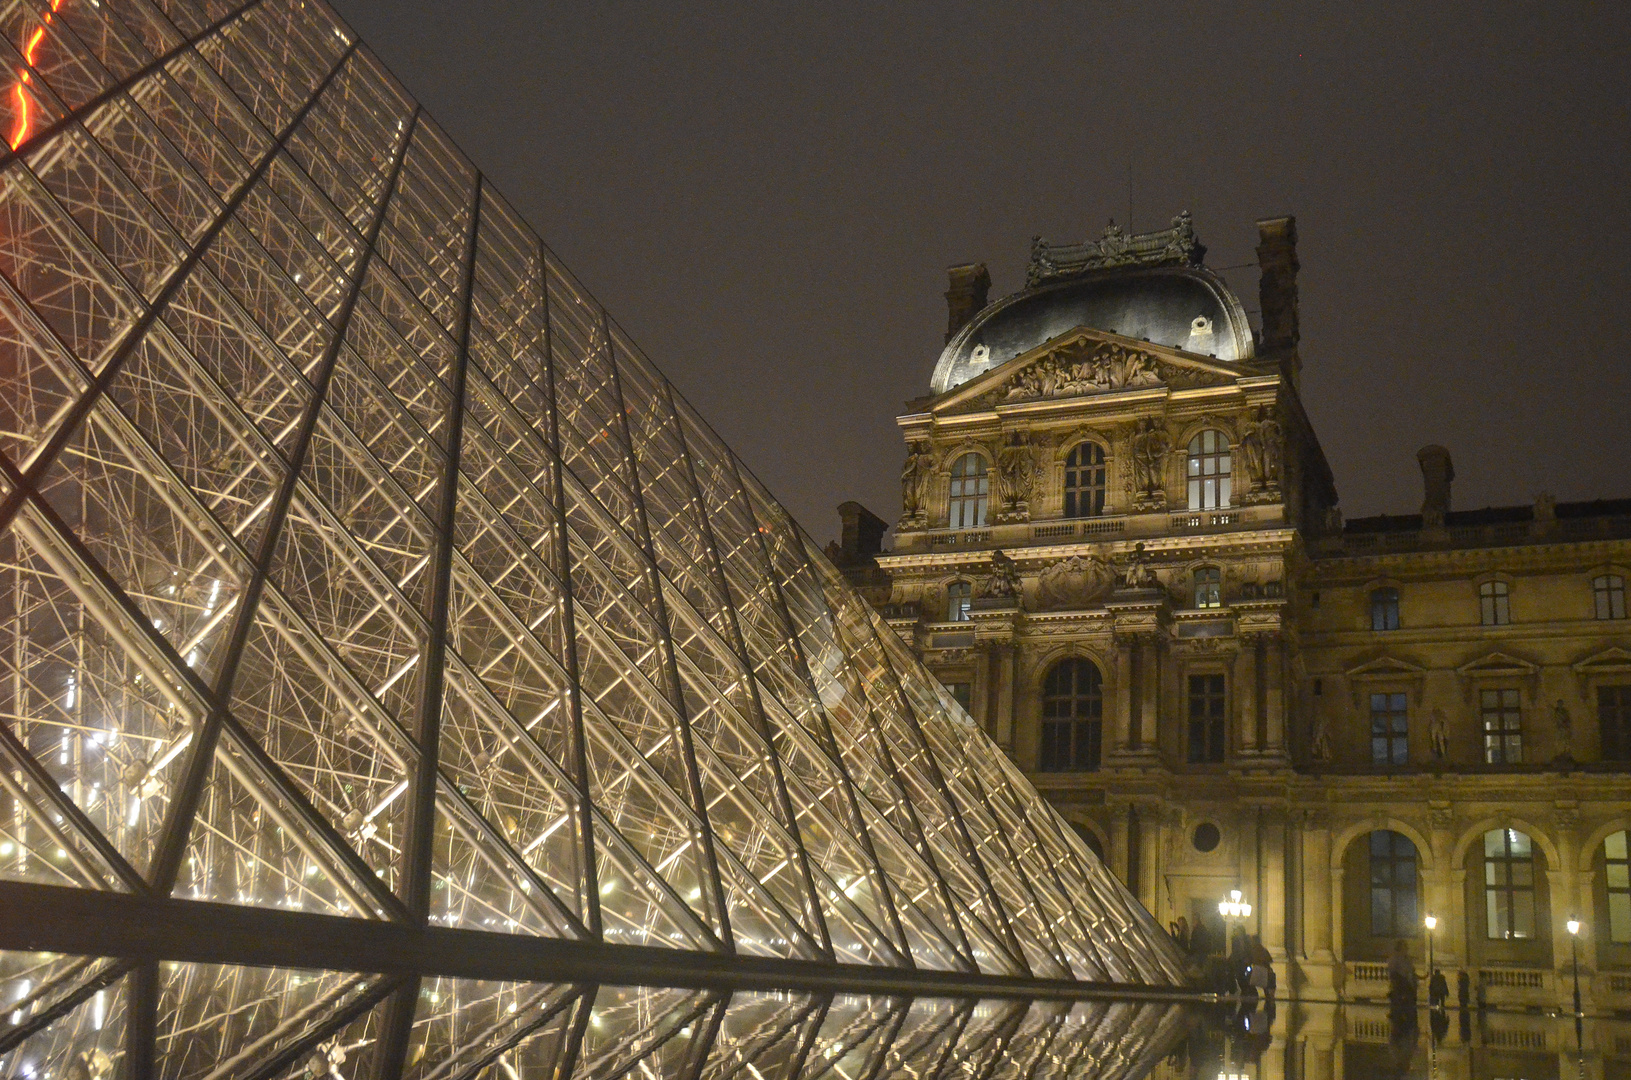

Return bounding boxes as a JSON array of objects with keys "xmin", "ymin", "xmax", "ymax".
[
  {"xmin": 1566, "ymin": 919, "xmax": 1582, "ymax": 1019},
  {"xmin": 1219, "ymin": 889, "xmax": 1252, "ymax": 990},
  {"xmin": 1424, "ymin": 914, "xmax": 1438, "ymax": 1006}
]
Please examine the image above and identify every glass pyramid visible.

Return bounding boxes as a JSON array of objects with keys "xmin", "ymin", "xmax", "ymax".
[{"xmin": 0, "ymin": 0, "xmax": 1186, "ymax": 1070}]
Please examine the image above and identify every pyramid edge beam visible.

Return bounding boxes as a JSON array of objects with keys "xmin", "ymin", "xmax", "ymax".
[{"xmin": 0, "ymin": 878, "xmax": 1211, "ymax": 1003}]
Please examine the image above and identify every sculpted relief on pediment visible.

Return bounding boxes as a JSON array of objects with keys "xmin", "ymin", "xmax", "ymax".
[{"xmin": 978, "ymin": 338, "xmax": 1224, "ymax": 408}]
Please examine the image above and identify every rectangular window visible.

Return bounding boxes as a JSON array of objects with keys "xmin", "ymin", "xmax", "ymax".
[
  {"xmin": 1194, "ymin": 568, "xmax": 1221, "ymax": 609},
  {"xmin": 1370, "ymin": 831, "xmax": 1418, "ymax": 937},
  {"xmin": 1596, "ymin": 575, "xmax": 1627, "ymax": 620},
  {"xmin": 1484, "ymin": 829, "xmax": 1536, "ymax": 939},
  {"xmin": 1607, "ymin": 830, "xmax": 1630, "ymax": 944},
  {"xmin": 946, "ymin": 582, "xmax": 972, "ymax": 623},
  {"xmin": 1480, "ymin": 581, "xmax": 1511, "ymax": 626},
  {"xmin": 946, "ymin": 681, "xmax": 973, "ymax": 714},
  {"xmin": 1370, "ymin": 692, "xmax": 1408, "ymax": 765},
  {"xmin": 1600, "ymin": 685, "xmax": 1631, "ymax": 762},
  {"xmin": 1370, "ymin": 588, "xmax": 1400, "ymax": 631},
  {"xmin": 1187, "ymin": 674, "xmax": 1226, "ymax": 763},
  {"xmin": 1481, "ymin": 688, "xmax": 1522, "ymax": 763}
]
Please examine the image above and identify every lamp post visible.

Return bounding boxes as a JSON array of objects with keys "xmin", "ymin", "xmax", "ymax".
[
  {"xmin": 1219, "ymin": 889, "xmax": 1252, "ymax": 993},
  {"xmin": 1424, "ymin": 914, "xmax": 1438, "ymax": 1007},
  {"xmin": 1566, "ymin": 919, "xmax": 1582, "ymax": 1017}
]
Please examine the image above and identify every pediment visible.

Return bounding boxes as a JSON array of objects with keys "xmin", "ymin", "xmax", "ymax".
[
  {"xmin": 930, "ymin": 327, "xmax": 1241, "ymax": 416},
  {"xmin": 1455, "ymin": 650, "xmax": 1539, "ymax": 679},
  {"xmin": 1571, "ymin": 645, "xmax": 1631, "ymax": 674},
  {"xmin": 1344, "ymin": 655, "xmax": 1427, "ymax": 680}
]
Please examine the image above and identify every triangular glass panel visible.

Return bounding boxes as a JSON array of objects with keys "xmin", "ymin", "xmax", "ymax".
[
  {"xmin": 402, "ymin": 978, "xmax": 583, "ymax": 1080},
  {"xmin": 0, "ymin": 958, "xmax": 126, "ymax": 1080}
]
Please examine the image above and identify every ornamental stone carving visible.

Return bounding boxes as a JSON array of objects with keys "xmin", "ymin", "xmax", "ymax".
[
  {"xmin": 1237, "ymin": 404, "xmax": 1284, "ymax": 503},
  {"xmin": 997, "ymin": 340, "xmax": 1164, "ymax": 404},
  {"xmin": 994, "ymin": 434, "xmax": 1039, "ymax": 523},
  {"xmin": 1129, "ymin": 417, "xmax": 1171, "ymax": 510},
  {"xmin": 1037, "ymin": 554, "xmax": 1116, "ymax": 611},
  {"xmin": 899, "ymin": 440, "xmax": 935, "ymax": 528},
  {"xmin": 982, "ymin": 549, "xmax": 1022, "ymax": 600}
]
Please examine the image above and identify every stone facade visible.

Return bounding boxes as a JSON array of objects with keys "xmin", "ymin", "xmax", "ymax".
[{"xmin": 862, "ymin": 214, "xmax": 1631, "ymax": 1009}]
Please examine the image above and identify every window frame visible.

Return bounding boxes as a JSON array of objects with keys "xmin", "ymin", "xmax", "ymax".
[
  {"xmin": 1484, "ymin": 828, "xmax": 1537, "ymax": 940},
  {"xmin": 1600, "ymin": 684, "xmax": 1631, "ymax": 762},
  {"xmin": 1481, "ymin": 687, "xmax": 1523, "ymax": 764},
  {"xmin": 1063, "ymin": 441, "xmax": 1108, "ymax": 519},
  {"xmin": 1187, "ymin": 672, "xmax": 1227, "ymax": 763},
  {"xmin": 1594, "ymin": 574, "xmax": 1627, "ymax": 620},
  {"xmin": 1370, "ymin": 586, "xmax": 1401, "ymax": 631},
  {"xmin": 1186, "ymin": 430, "xmax": 1232, "ymax": 510},
  {"xmin": 1194, "ymin": 566, "xmax": 1222, "ymax": 610},
  {"xmin": 1479, "ymin": 580, "xmax": 1511, "ymax": 626},
  {"xmin": 1369, "ymin": 830, "xmax": 1419, "ymax": 937},
  {"xmin": 1369, "ymin": 691, "xmax": 1409, "ymax": 765},
  {"xmin": 1038, "ymin": 658, "xmax": 1104, "ymax": 772},
  {"xmin": 1605, "ymin": 830, "xmax": 1630, "ymax": 945},
  {"xmin": 947, "ymin": 452, "xmax": 989, "ymax": 530},
  {"xmin": 944, "ymin": 580, "xmax": 973, "ymax": 623}
]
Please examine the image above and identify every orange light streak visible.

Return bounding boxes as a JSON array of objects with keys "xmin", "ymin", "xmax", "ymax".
[{"xmin": 8, "ymin": 0, "xmax": 66, "ymax": 151}]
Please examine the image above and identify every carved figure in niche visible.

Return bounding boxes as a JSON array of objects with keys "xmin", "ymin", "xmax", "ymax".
[
  {"xmin": 1037, "ymin": 554, "xmax": 1115, "ymax": 611},
  {"xmin": 1429, "ymin": 708, "xmax": 1449, "ymax": 760},
  {"xmin": 1129, "ymin": 417, "xmax": 1171, "ymax": 508},
  {"xmin": 1120, "ymin": 541, "xmax": 1160, "ymax": 590},
  {"xmin": 994, "ymin": 433, "xmax": 1038, "ymax": 523},
  {"xmin": 900, "ymin": 440, "xmax": 935, "ymax": 527},
  {"xmin": 982, "ymin": 549, "xmax": 1022, "ymax": 600},
  {"xmin": 1309, "ymin": 712, "xmax": 1332, "ymax": 763},
  {"xmin": 1553, "ymin": 700, "xmax": 1573, "ymax": 758},
  {"xmin": 1237, "ymin": 405, "xmax": 1284, "ymax": 498}
]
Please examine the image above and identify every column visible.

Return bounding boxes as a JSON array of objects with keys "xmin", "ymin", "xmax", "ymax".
[
  {"xmin": 974, "ymin": 644, "xmax": 994, "ymax": 738},
  {"xmin": 1138, "ymin": 634, "xmax": 1161, "ymax": 754},
  {"xmin": 1113, "ymin": 637, "xmax": 1135, "ymax": 754},
  {"xmin": 993, "ymin": 642, "xmax": 1016, "ymax": 751},
  {"xmin": 1110, "ymin": 810, "xmax": 1131, "ymax": 885},
  {"xmin": 1236, "ymin": 640, "xmax": 1259, "ymax": 754},
  {"xmin": 1264, "ymin": 634, "xmax": 1287, "ymax": 755},
  {"xmin": 1261, "ymin": 811, "xmax": 1288, "ymax": 963}
]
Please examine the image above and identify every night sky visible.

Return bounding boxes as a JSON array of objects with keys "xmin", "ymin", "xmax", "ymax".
[{"xmin": 333, "ymin": 2, "xmax": 1631, "ymax": 543}]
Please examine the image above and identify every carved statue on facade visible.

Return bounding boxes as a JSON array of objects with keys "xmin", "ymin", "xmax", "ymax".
[
  {"xmin": 994, "ymin": 433, "xmax": 1038, "ymax": 523},
  {"xmin": 1429, "ymin": 708, "xmax": 1449, "ymax": 759},
  {"xmin": 1130, "ymin": 417, "xmax": 1171, "ymax": 509},
  {"xmin": 983, "ymin": 549, "xmax": 1022, "ymax": 600},
  {"xmin": 1119, "ymin": 541, "xmax": 1159, "ymax": 590},
  {"xmin": 1238, "ymin": 405, "xmax": 1284, "ymax": 501},
  {"xmin": 900, "ymin": 440, "xmax": 935, "ymax": 527},
  {"xmin": 1309, "ymin": 712, "xmax": 1332, "ymax": 763},
  {"xmin": 1554, "ymin": 699, "xmax": 1573, "ymax": 758},
  {"xmin": 1037, "ymin": 554, "xmax": 1115, "ymax": 611}
]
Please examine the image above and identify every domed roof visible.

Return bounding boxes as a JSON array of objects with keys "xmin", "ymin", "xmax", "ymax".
[{"xmin": 929, "ymin": 265, "xmax": 1254, "ymax": 395}]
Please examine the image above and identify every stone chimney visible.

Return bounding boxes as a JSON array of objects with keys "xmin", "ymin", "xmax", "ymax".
[
  {"xmin": 1417, "ymin": 445, "xmax": 1454, "ymax": 532},
  {"xmin": 944, "ymin": 263, "xmax": 991, "ymax": 343},
  {"xmin": 1255, "ymin": 217, "xmax": 1300, "ymax": 363},
  {"xmin": 835, "ymin": 501, "xmax": 888, "ymax": 564}
]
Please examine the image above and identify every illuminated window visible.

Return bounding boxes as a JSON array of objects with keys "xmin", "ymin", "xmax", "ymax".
[
  {"xmin": 1063, "ymin": 442, "xmax": 1107, "ymax": 518},
  {"xmin": 1480, "ymin": 580, "xmax": 1510, "ymax": 626},
  {"xmin": 1370, "ymin": 692, "xmax": 1408, "ymax": 765},
  {"xmin": 1186, "ymin": 430, "xmax": 1231, "ymax": 509},
  {"xmin": 1484, "ymin": 829, "xmax": 1536, "ymax": 939},
  {"xmin": 1595, "ymin": 575, "xmax": 1627, "ymax": 620},
  {"xmin": 1187, "ymin": 674, "xmax": 1226, "ymax": 763},
  {"xmin": 948, "ymin": 453, "xmax": 988, "ymax": 529},
  {"xmin": 1194, "ymin": 567, "xmax": 1221, "ymax": 609},
  {"xmin": 1370, "ymin": 831, "xmax": 1419, "ymax": 937},
  {"xmin": 1481, "ymin": 689, "xmax": 1522, "ymax": 764},
  {"xmin": 1370, "ymin": 587, "xmax": 1400, "ymax": 631},
  {"xmin": 945, "ymin": 581, "xmax": 972, "ymax": 623},
  {"xmin": 1600, "ymin": 685, "xmax": 1631, "ymax": 762},
  {"xmin": 1039, "ymin": 659, "xmax": 1103, "ymax": 772},
  {"xmin": 1606, "ymin": 830, "xmax": 1630, "ymax": 944}
]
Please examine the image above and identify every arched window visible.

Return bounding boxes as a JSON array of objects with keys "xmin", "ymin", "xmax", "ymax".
[
  {"xmin": 1484, "ymin": 828, "xmax": 1536, "ymax": 939},
  {"xmin": 948, "ymin": 453, "xmax": 989, "ymax": 529},
  {"xmin": 1480, "ymin": 580, "xmax": 1511, "ymax": 626},
  {"xmin": 1594, "ymin": 574, "xmax": 1627, "ymax": 620},
  {"xmin": 1039, "ymin": 659, "xmax": 1103, "ymax": 772},
  {"xmin": 1064, "ymin": 442, "xmax": 1107, "ymax": 518},
  {"xmin": 1186, "ymin": 430, "xmax": 1231, "ymax": 509},
  {"xmin": 1605, "ymin": 831, "xmax": 1630, "ymax": 944},
  {"xmin": 1370, "ymin": 587, "xmax": 1400, "ymax": 631},
  {"xmin": 1194, "ymin": 567, "xmax": 1221, "ymax": 609},
  {"xmin": 1369, "ymin": 830, "xmax": 1419, "ymax": 936},
  {"xmin": 945, "ymin": 581, "xmax": 972, "ymax": 623}
]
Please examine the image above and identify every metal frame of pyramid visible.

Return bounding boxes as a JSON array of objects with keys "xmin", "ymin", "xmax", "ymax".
[{"xmin": 0, "ymin": 0, "xmax": 1189, "ymax": 1072}]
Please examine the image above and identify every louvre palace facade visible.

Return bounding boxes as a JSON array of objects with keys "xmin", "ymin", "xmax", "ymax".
[{"xmin": 834, "ymin": 213, "xmax": 1631, "ymax": 1010}]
